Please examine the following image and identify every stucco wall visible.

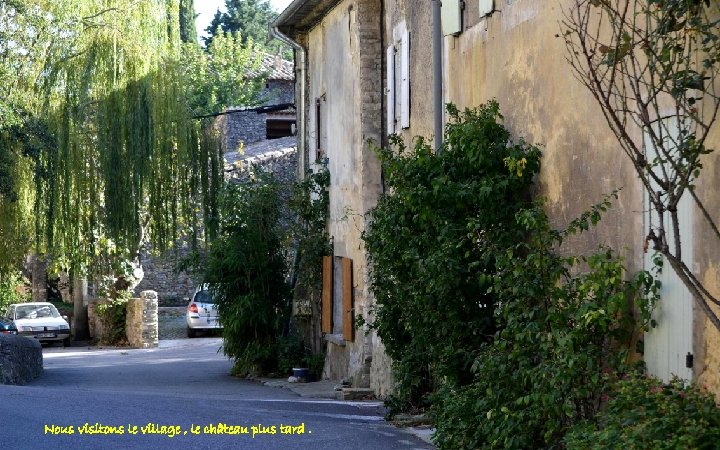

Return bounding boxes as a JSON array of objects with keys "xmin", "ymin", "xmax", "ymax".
[
  {"xmin": 386, "ymin": 0, "xmax": 720, "ymax": 396},
  {"xmin": 385, "ymin": 2, "xmax": 643, "ymax": 270},
  {"xmin": 384, "ymin": 1, "xmax": 436, "ymax": 141},
  {"xmin": 305, "ymin": 0, "xmax": 384, "ymax": 389},
  {"xmin": 695, "ymin": 120, "xmax": 720, "ymax": 394}
]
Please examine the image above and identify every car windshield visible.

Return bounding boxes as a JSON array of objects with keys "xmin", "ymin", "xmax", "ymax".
[
  {"xmin": 15, "ymin": 304, "xmax": 61, "ymax": 320},
  {"xmin": 194, "ymin": 290, "xmax": 213, "ymax": 304}
]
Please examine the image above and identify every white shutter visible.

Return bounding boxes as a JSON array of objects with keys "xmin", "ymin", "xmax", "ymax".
[
  {"xmin": 643, "ymin": 117, "xmax": 694, "ymax": 382},
  {"xmin": 386, "ymin": 45, "xmax": 396, "ymax": 134},
  {"xmin": 479, "ymin": 0, "xmax": 494, "ymax": 17},
  {"xmin": 441, "ymin": 0, "xmax": 462, "ymax": 35},
  {"xmin": 400, "ymin": 30, "xmax": 410, "ymax": 129}
]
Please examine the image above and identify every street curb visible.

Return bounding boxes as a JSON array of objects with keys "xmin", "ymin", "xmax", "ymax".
[{"xmin": 253, "ymin": 377, "xmax": 437, "ymax": 448}]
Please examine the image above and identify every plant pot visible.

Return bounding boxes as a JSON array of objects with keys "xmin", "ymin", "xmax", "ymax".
[{"xmin": 292, "ymin": 367, "xmax": 310, "ymax": 381}]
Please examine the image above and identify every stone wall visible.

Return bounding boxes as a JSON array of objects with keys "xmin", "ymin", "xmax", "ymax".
[
  {"xmin": 87, "ymin": 300, "xmax": 110, "ymax": 340},
  {"xmin": 126, "ymin": 291, "xmax": 158, "ymax": 349},
  {"xmin": 134, "ymin": 249, "xmax": 198, "ymax": 304},
  {"xmin": 217, "ymin": 79, "xmax": 296, "ymax": 153},
  {"xmin": 218, "ymin": 109, "xmax": 268, "ymax": 152},
  {"xmin": 266, "ymin": 80, "xmax": 294, "ymax": 105},
  {"xmin": 228, "ymin": 146, "xmax": 297, "ymax": 186},
  {"xmin": 0, "ymin": 335, "xmax": 43, "ymax": 385}
]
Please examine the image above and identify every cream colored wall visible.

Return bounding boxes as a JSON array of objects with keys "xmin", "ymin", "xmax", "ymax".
[
  {"xmin": 387, "ymin": 2, "xmax": 642, "ymax": 266},
  {"xmin": 695, "ymin": 123, "xmax": 720, "ymax": 395},
  {"xmin": 386, "ymin": 0, "xmax": 720, "ymax": 397},
  {"xmin": 305, "ymin": 0, "xmax": 384, "ymax": 387},
  {"xmin": 443, "ymin": 2, "xmax": 644, "ymax": 269}
]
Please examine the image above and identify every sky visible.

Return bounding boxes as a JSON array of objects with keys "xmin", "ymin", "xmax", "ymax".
[{"xmin": 195, "ymin": 0, "xmax": 294, "ymax": 39}]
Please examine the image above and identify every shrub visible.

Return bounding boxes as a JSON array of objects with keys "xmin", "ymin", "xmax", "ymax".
[
  {"xmin": 363, "ymin": 101, "xmax": 542, "ymax": 412},
  {"xmin": 0, "ymin": 270, "xmax": 29, "ymax": 311},
  {"xmin": 432, "ymin": 201, "xmax": 657, "ymax": 449},
  {"xmin": 205, "ymin": 173, "xmax": 291, "ymax": 376},
  {"xmin": 277, "ymin": 334, "xmax": 306, "ymax": 376},
  {"xmin": 276, "ymin": 333, "xmax": 326, "ymax": 380},
  {"xmin": 95, "ymin": 298, "xmax": 128, "ymax": 346},
  {"xmin": 564, "ymin": 374, "xmax": 720, "ymax": 450}
]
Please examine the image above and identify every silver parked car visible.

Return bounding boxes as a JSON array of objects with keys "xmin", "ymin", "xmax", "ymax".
[
  {"xmin": 186, "ymin": 289, "xmax": 222, "ymax": 338},
  {"xmin": 5, "ymin": 302, "xmax": 71, "ymax": 346}
]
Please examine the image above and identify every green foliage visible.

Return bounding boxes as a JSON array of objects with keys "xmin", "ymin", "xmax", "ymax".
[
  {"xmin": 205, "ymin": 173, "xmax": 291, "ymax": 376},
  {"xmin": 180, "ymin": 30, "xmax": 266, "ymax": 119},
  {"xmin": 432, "ymin": 201, "xmax": 658, "ymax": 449},
  {"xmin": 95, "ymin": 298, "xmax": 128, "ymax": 346},
  {"xmin": 564, "ymin": 0, "xmax": 720, "ymax": 331},
  {"xmin": 0, "ymin": 271, "xmax": 30, "ymax": 311},
  {"xmin": 277, "ymin": 334, "xmax": 306, "ymax": 376},
  {"xmin": 363, "ymin": 101, "xmax": 542, "ymax": 411},
  {"xmin": 0, "ymin": 1, "xmax": 60, "ymax": 273},
  {"xmin": 288, "ymin": 167, "xmax": 331, "ymax": 354},
  {"xmin": 0, "ymin": 0, "xmax": 268, "ymax": 284},
  {"xmin": 565, "ymin": 374, "xmax": 720, "ymax": 450},
  {"xmin": 203, "ymin": 0, "xmax": 288, "ymax": 57},
  {"xmin": 179, "ymin": 0, "xmax": 198, "ymax": 44},
  {"xmin": 303, "ymin": 352, "xmax": 325, "ymax": 381},
  {"xmin": 276, "ymin": 334, "xmax": 325, "ymax": 379}
]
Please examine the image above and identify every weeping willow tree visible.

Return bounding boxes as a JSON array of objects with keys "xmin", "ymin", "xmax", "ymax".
[
  {"xmin": 0, "ymin": 0, "xmax": 267, "ymax": 326},
  {"xmin": 18, "ymin": 0, "xmax": 264, "ymax": 282},
  {"xmin": 30, "ymin": 1, "xmax": 184, "ymax": 277},
  {"xmin": 0, "ymin": 0, "xmax": 63, "ymax": 272}
]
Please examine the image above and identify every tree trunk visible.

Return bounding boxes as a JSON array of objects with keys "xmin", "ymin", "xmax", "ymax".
[
  {"xmin": 30, "ymin": 254, "xmax": 48, "ymax": 302},
  {"xmin": 72, "ymin": 276, "xmax": 89, "ymax": 340}
]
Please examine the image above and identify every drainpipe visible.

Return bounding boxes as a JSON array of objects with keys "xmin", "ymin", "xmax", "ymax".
[
  {"xmin": 432, "ymin": 0, "xmax": 443, "ymax": 152},
  {"xmin": 270, "ymin": 16, "xmax": 307, "ymax": 177}
]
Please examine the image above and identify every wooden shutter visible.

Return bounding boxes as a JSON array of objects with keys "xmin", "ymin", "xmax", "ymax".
[
  {"xmin": 400, "ymin": 30, "xmax": 410, "ymax": 129},
  {"xmin": 322, "ymin": 256, "xmax": 333, "ymax": 333},
  {"xmin": 386, "ymin": 44, "xmax": 396, "ymax": 134},
  {"xmin": 342, "ymin": 258, "xmax": 354, "ymax": 342}
]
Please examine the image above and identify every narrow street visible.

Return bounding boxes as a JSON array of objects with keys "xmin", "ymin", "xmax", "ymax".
[{"xmin": 1, "ymin": 338, "xmax": 433, "ymax": 450}]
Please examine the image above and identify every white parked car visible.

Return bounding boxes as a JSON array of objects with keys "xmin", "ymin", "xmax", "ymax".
[
  {"xmin": 5, "ymin": 302, "xmax": 71, "ymax": 346},
  {"xmin": 186, "ymin": 288, "xmax": 222, "ymax": 338}
]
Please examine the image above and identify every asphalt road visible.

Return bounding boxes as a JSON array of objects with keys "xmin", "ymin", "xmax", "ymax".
[{"xmin": 1, "ymin": 338, "xmax": 434, "ymax": 450}]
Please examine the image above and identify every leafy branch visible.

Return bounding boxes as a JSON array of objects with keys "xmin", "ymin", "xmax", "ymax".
[{"xmin": 563, "ymin": 0, "xmax": 720, "ymax": 331}]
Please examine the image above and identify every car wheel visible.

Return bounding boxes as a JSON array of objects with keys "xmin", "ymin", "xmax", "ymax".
[
  {"xmin": 63, "ymin": 337, "xmax": 72, "ymax": 348},
  {"xmin": 186, "ymin": 327, "xmax": 196, "ymax": 338}
]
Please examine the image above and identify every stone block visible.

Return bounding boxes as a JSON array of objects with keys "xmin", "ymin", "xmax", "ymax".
[
  {"xmin": 338, "ymin": 387, "xmax": 375, "ymax": 400},
  {"xmin": 0, "ymin": 335, "xmax": 43, "ymax": 385},
  {"xmin": 126, "ymin": 294, "xmax": 159, "ymax": 349}
]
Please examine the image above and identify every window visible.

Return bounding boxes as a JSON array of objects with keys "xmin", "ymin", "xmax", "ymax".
[
  {"xmin": 266, "ymin": 118, "xmax": 295, "ymax": 139},
  {"xmin": 321, "ymin": 256, "xmax": 354, "ymax": 342},
  {"xmin": 386, "ymin": 23, "xmax": 410, "ymax": 134}
]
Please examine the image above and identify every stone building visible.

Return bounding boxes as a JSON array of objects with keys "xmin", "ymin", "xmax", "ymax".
[
  {"xmin": 215, "ymin": 53, "xmax": 297, "ymax": 154},
  {"xmin": 274, "ymin": 0, "xmax": 720, "ymax": 398},
  {"xmin": 274, "ymin": 0, "xmax": 386, "ymax": 394}
]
